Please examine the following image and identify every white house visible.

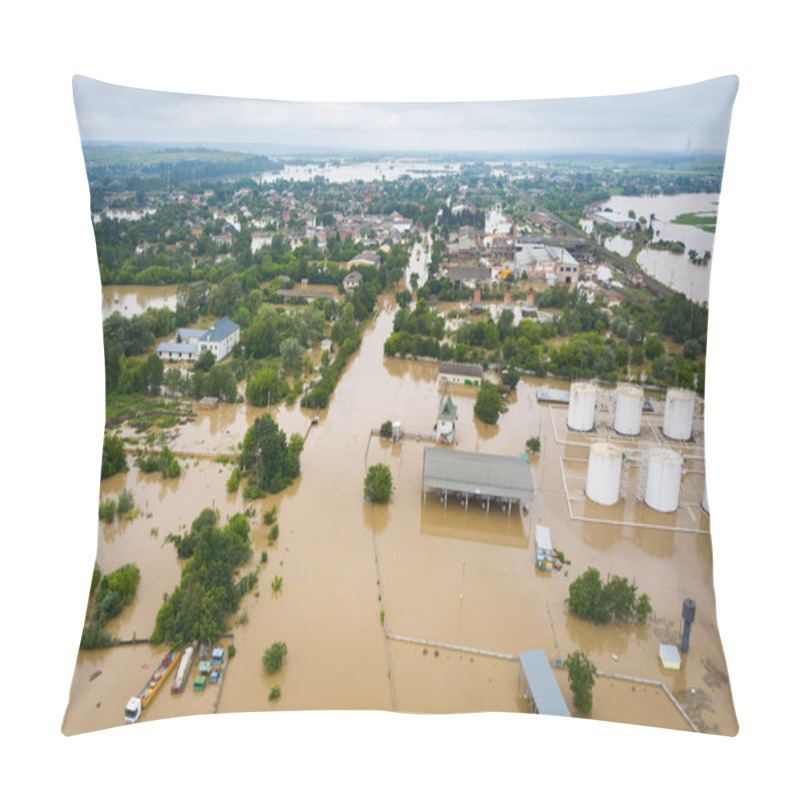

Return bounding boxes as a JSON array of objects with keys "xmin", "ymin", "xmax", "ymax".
[{"xmin": 157, "ymin": 316, "xmax": 240, "ymax": 362}]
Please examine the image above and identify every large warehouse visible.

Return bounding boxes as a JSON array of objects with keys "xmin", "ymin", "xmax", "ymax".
[{"xmin": 422, "ymin": 447, "xmax": 534, "ymax": 514}]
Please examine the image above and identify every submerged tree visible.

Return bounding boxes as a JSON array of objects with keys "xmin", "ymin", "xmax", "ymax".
[
  {"xmin": 262, "ymin": 641, "xmax": 288, "ymax": 674},
  {"xmin": 364, "ymin": 463, "xmax": 393, "ymax": 504},
  {"xmin": 565, "ymin": 650, "xmax": 597, "ymax": 713}
]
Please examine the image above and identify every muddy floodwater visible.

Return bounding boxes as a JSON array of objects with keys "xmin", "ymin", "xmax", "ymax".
[{"xmin": 63, "ymin": 296, "xmax": 736, "ymax": 736}]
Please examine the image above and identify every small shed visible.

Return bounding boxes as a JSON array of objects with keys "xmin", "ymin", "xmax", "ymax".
[
  {"xmin": 659, "ymin": 644, "xmax": 681, "ymax": 670},
  {"xmin": 199, "ymin": 396, "xmax": 219, "ymax": 410},
  {"xmin": 518, "ymin": 649, "xmax": 571, "ymax": 717}
]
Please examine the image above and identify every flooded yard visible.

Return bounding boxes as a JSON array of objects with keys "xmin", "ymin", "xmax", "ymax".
[{"xmin": 63, "ymin": 297, "xmax": 736, "ymax": 735}]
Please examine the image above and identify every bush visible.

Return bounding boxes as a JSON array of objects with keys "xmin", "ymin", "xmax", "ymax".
[
  {"xmin": 379, "ymin": 420, "xmax": 393, "ymax": 438},
  {"xmin": 262, "ymin": 641, "xmax": 288, "ymax": 674},
  {"xmin": 567, "ymin": 567, "xmax": 652, "ymax": 624},
  {"xmin": 117, "ymin": 488, "xmax": 135, "ymax": 517},
  {"xmin": 269, "ymin": 684, "xmax": 281, "ymax": 701},
  {"xmin": 364, "ymin": 464, "xmax": 393, "ymax": 504},
  {"xmin": 526, "ymin": 436, "xmax": 541, "ymax": 454},
  {"xmin": 99, "ymin": 498, "xmax": 117, "ymax": 523}
]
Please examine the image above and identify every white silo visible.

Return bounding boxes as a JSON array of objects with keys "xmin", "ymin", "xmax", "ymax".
[
  {"xmin": 586, "ymin": 442, "xmax": 623, "ymax": 505},
  {"xmin": 614, "ymin": 384, "xmax": 643, "ymax": 436},
  {"xmin": 701, "ymin": 482, "xmax": 710, "ymax": 514},
  {"xmin": 644, "ymin": 448, "xmax": 683, "ymax": 512},
  {"xmin": 567, "ymin": 382, "xmax": 596, "ymax": 432},
  {"xmin": 663, "ymin": 388, "xmax": 695, "ymax": 441}
]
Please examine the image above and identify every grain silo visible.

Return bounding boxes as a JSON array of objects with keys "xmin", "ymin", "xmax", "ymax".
[
  {"xmin": 614, "ymin": 384, "xmax": 643, "ymax": 436},
  {"xmin": 644, "ymin": 448, "xmax": 683, "ymax": 512},
  {"xmin": 586, "ymin": 442, "xmax": 623, "ymax": 505},
  {"xmin": 663, "ymin": 388, "xmax": 695, "ymax": 441},
  {"xmin": 567, "ymin": 382, "xmax": 596, "ymax": 432}
]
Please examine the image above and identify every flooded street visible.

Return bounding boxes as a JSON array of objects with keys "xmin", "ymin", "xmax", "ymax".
[{"xmin": 64, "ymin": 296, "xmax": 736, "ymax": 735}]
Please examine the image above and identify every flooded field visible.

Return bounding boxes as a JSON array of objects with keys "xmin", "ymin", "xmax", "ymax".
[{"xmin": 63, "ymin": 296, "xmax": 736, "ymax": 736}]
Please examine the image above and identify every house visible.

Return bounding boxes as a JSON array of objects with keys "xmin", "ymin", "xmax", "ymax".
[
  {"xmin": 435, "ymin": 394, "xmax": 458, "ymax": 444},
  {"xmin": 347, "ymin": 251, "xmax": 381, "ymax": 268},
  {"xmin": 439, "ymin": 362, "xmax": 483, "ymax": 387},
  {"xmin": 157, "ymin": 317, "xmax": 240, "ymax": 362},
  {"xmin": 343, "ymin": 271, "xmax": 364, "ymax": 292},
  {"xmin": 591, "ymin": 209, "xmax": 636, "ymax": 230},
  {"xmin": 443, "ymin": 266, "xmax": 493, "ymax": 287}
]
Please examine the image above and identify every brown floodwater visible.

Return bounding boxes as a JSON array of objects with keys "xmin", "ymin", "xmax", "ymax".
[{"xmin": 63, "ymin": 296, "xmax": 736, "ymax": 736}]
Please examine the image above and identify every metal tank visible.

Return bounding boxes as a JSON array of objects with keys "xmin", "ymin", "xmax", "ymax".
[
  {"xmin": 701, "ymin": 482, "xmax": 709, "ymax": 514},
  {"xmin": 567, "ymin": 382, "xmax": 596, "ymax": 432},
  {"xmin": 614, "ymin": 384, "xmax": 643, "ymax": 436},
  {"xmin": 644, "ymin": 448, "xmax": 683, "ymax": 512},
  {"xmin": 663, "ymin": 388, "xmax": 695, "ymax": 441},
  {"xmin": 586, "ymin": 442, "xmax": 623, "ymax": 506}
]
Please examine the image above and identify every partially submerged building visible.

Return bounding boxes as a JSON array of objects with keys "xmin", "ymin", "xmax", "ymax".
[
  {"xmin": 439, "ymin": 362, "xmax": 483, "ymax": 387},
  {"xmin": 435, "ymin": 394, "xmax": 458, "ymax": 444},
  {"xmin": 422, "ymin": 447, "xmax": 534, "ymax": 515},
  {"xmin": 517, "ymin": 648, "xmax": 571, "ymax": 717}
]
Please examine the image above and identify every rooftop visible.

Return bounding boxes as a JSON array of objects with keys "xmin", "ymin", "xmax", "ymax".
[
  {"xmin": 518, "ymin": 649, "xmax": 571, "ymax": 717},
  {"xmin": 423, "ymin": 447, "xmax": 534, "ymax": 504}
]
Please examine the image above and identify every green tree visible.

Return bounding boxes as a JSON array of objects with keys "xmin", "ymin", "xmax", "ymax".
[
  {"xmin": 364, "ymin": 463, "xmax": 393, "ymax": 504},
  {"xmin": 101, "ymin": 434, "xmax": 128, "ymax": 479},
  {"xmin": 239, "ymin": 414, "xmax": 297, "ymax": 494},
  {"xmin": 262, "ymin": 641, "xmax": 288, "ymax": 674},
  {"xmin": 280, "ymin": 336, "xmax": 304, "ymax": 374},
  {"xmin": 474, "ymin": 381, "xmax": 502, "ymax": 425},
  {"xmin": 564, "ymin": 650, "xmax": 597, "ymax": 713}
]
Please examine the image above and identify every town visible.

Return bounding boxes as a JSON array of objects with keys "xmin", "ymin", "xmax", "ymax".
[{"xmin": 63, "ymin": 145, "xmax": 734, "ymax": 736}]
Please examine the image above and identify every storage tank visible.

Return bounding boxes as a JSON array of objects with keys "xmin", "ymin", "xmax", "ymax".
[
  {"xmin": 614, "ymin": 384, "xmax": 643, "ymax": 436},
  {"xmin": 644, "ymin": 448, "xmax": 683, "ymax": 512},
  {"xmin": 567, "ymin": 382, "xmax": 596, "ymax": 432},
  {"xmin": 701, "ymin": 482, "xmax": 709, "ymax": 514},
  {"xmin": 663, "ymin": 388, "xmax": 695, "ymax": 441},
  {"xmin": 586, "ymin": 442, "xmax": 623, "ymax": 505}
]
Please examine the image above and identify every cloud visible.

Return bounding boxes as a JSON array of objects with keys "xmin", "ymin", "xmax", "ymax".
[{"xmin": 73, "ymin": 74, "xmax": 738, "ymax": 154}]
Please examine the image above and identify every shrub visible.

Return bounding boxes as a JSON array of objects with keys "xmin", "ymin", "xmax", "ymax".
[
  {"xmin": 269, "ymin": 684, "xmax": 281, "ymax": 701},
  {"xmin": 526, "ymin": 436, "xmax": 541, "ymax": 454},
  {"xmin": 567, "ymin": 567, "xmax": 652, "ymax": 624},
  {"xmin": 262, "ymin": 641, "xmax": 288, "ymax": 674},
  {"xmin": 117, "ymin": 488, "xmax": 135, "ymax": 516},
  {"xmin": 379, "ymin": 420, "xmax": 393, "ymax": 438},
  {"xmin": 99, "ymin": 498, "xmax": 117, "ymax": 523}
]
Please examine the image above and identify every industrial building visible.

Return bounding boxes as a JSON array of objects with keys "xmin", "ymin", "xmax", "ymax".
[{"xmin": 422, "ymin": 447, "xmax": 533, "ymax": 514}]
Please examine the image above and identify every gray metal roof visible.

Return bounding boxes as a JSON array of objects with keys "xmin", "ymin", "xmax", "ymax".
[
  {"xmin": 202, "ymin": 316, "xmax": 239, "ymax": 343},
  {"xmin": 518, "ymin": 649, "xmax": 571, "ymax": 717},
  {"xmin": 439, "ymin": 361, "xmax": 484, "ymax": 378},
  {"xmin": 536, "ymin": 387, "xmax": 570, "ymax": 404},
  {"xmin": 423, "ymin": 447, "xmax": 533, "ymax": 503},
  {"xmin": 158, "ymin": 341, "xmax": 198, "ymax": 355}
]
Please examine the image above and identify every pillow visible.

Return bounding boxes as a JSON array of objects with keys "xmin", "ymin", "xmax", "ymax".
[{"xmin": 64, "ymin": 75, "xmax": 738, "ymax": 735}]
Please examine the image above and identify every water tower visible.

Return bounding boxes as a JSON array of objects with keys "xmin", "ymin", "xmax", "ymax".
[{"xmin": 681, "ymin": 598, "xmax": 696, "ymax": 653}]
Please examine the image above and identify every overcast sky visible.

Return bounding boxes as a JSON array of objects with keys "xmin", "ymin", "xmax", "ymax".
[{"xmin": 73, "ymin": 74, "xmax": 738, "ymax": 156}]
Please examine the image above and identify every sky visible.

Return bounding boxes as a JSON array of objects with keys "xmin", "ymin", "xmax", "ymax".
[{"xmin": 73, "ymin": 74, "xmax": 739, "ymax": 156}]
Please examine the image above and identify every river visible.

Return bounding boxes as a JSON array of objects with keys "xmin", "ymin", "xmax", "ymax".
[{"xmin": 63, "ymin": 296, "xmax": 736, "ymax": 735}]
